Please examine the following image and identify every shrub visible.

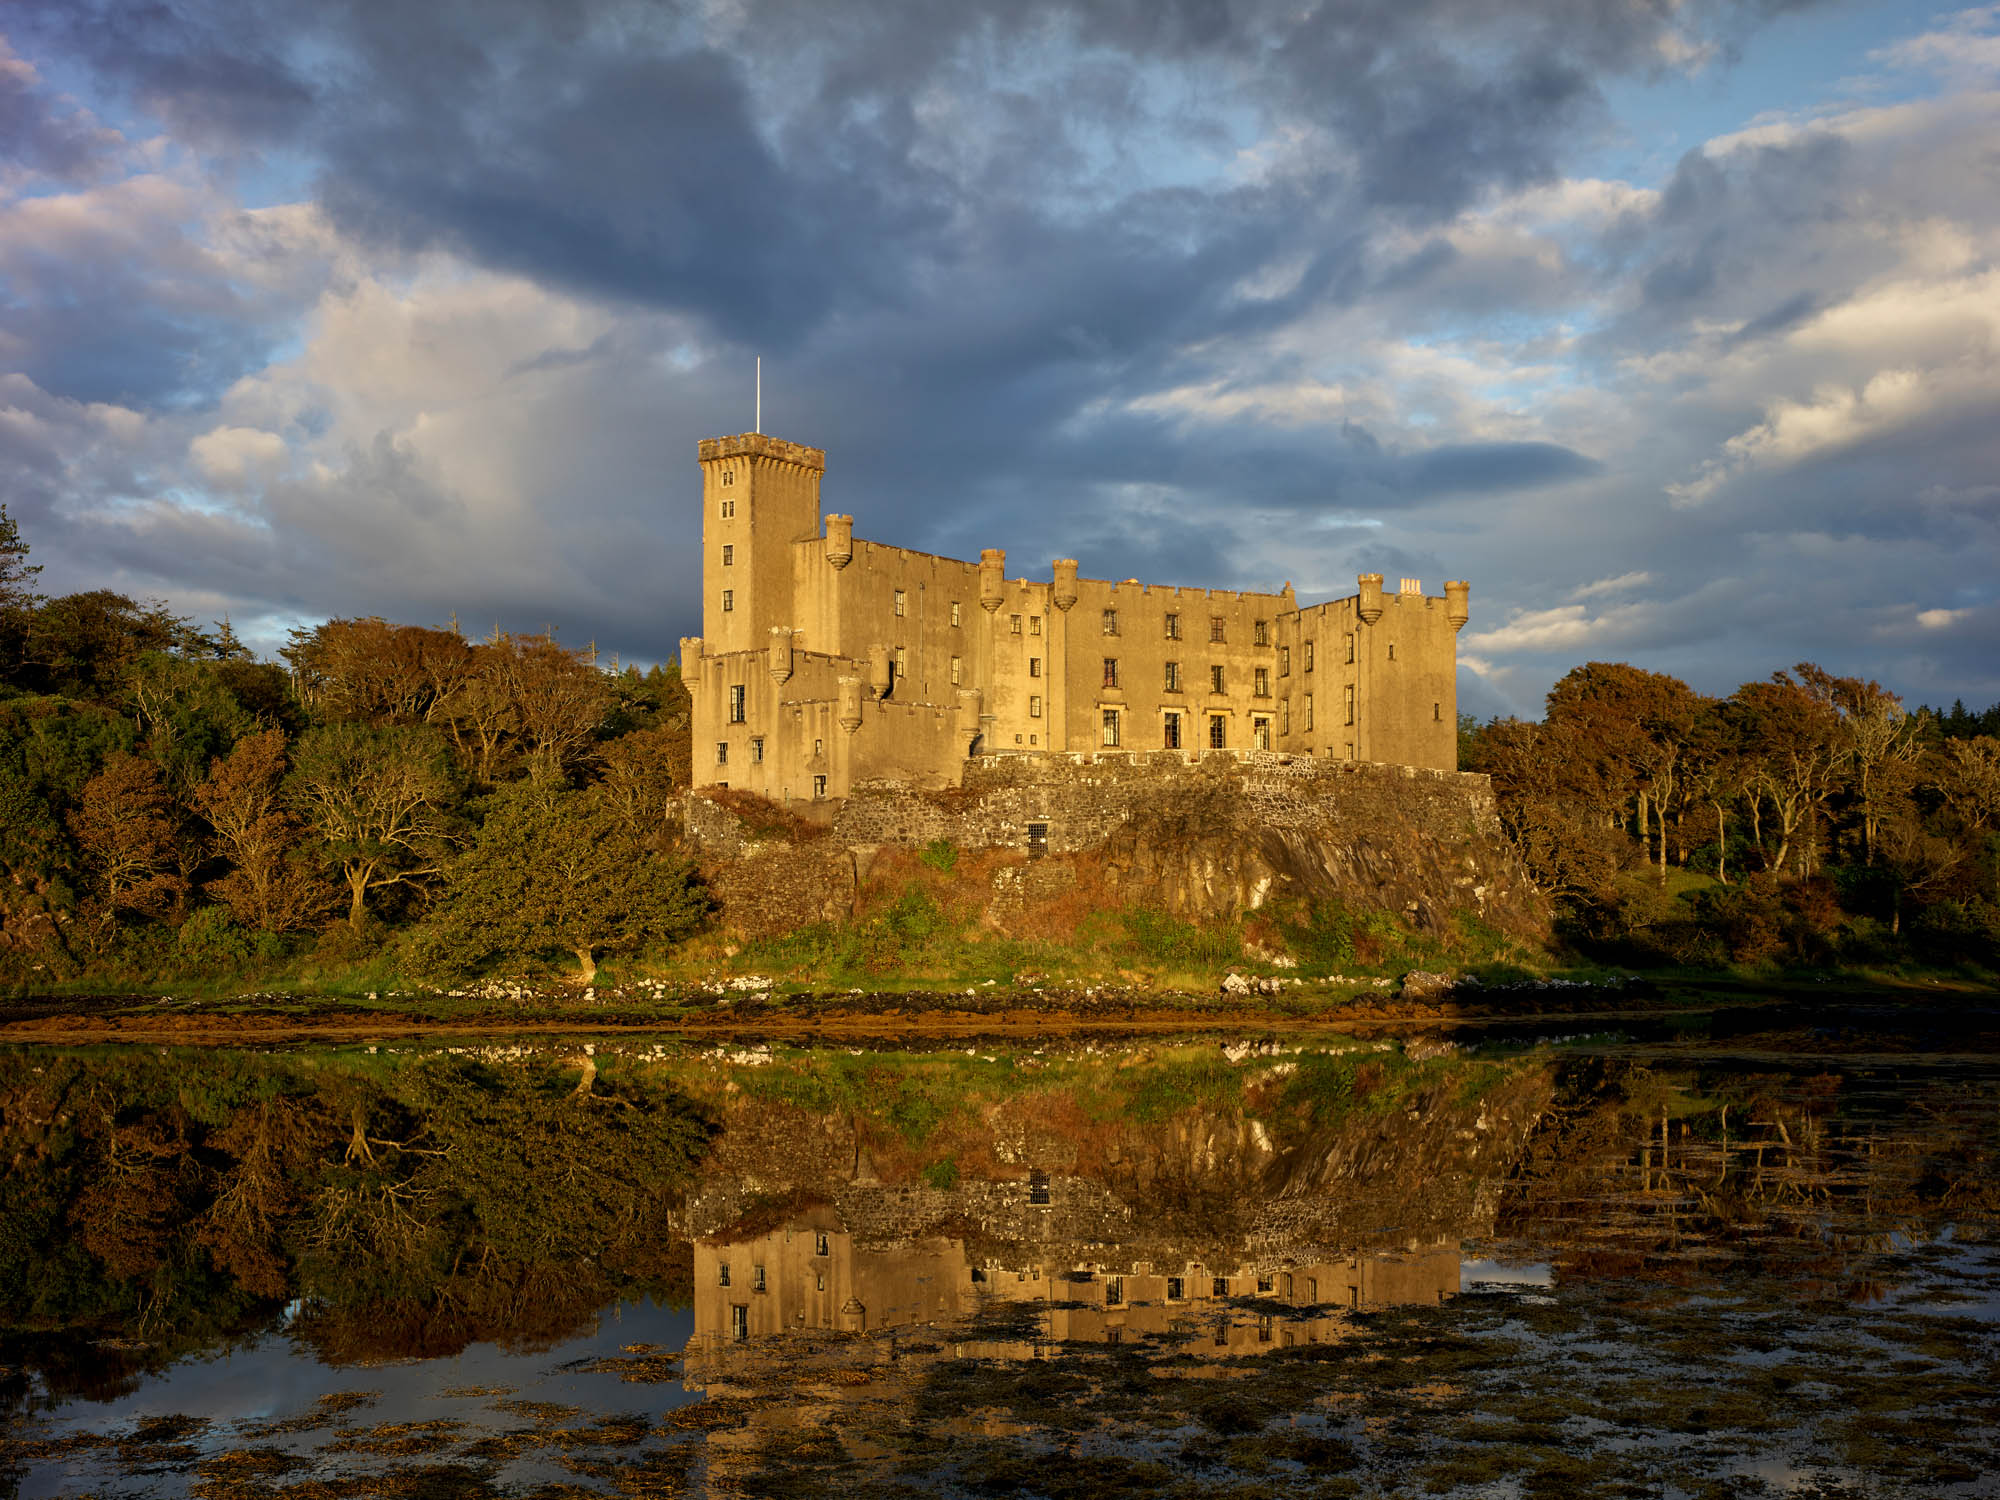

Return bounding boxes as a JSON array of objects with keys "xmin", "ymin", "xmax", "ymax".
[{"xmin": 918, "ymin": 838, "xmax": 959, "ymax": 873}]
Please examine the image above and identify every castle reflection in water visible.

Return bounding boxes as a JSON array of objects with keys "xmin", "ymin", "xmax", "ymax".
[{"xmin": 688, "ymin": 1205, "xmax": 1460, "ymax": 1378}]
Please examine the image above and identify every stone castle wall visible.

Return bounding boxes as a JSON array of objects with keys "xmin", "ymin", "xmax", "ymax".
[{"xmin": 691, "ymin": 749, "xmax": 1547, "ymax": 939}]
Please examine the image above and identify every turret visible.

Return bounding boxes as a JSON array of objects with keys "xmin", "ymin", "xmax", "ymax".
[
  {"xmin": 680, "ymin": 635, "xmax": 704, "ymax": 665},
  {"xmin": 825, "ymin": 513, "xmax": 853, "ymax": 569},
  {"xmin": 1357, "ymin": 572, "xmax": 1384, "ymax": 626},
  {"xmin": 1052, "ymin": 558, "xmax": 1079, "ymax": 612},
  {"xmin": 1445, "ymin": 580, "xmax": 1470, "ymax": 633},
  {"xmin": 957, "ymin": 688, "xmax": 983, "ymax": 744},
  {"xmin": 768, "ymin": 626, "xmax": 793, "ymax": 684},
  {"xmin": 979, "ymin": 549, "xmax": 1006, "ymax": 612},
  {"xmin": 867, "ymin": 643, "xmax": 892, "ymax": 697},
  {"xmin": 838, "ymin": 676, "xmax": 862, "ymax": 733}
]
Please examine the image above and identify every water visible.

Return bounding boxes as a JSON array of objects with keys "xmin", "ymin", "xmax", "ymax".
[{"xmin": 2, "ymin": 1004, "xmax": 1996, "ymax": 1497}]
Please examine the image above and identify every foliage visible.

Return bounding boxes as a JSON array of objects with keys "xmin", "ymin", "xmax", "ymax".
[
  {"xmin": 919, "ymin": 837, "xmax": 960, "ymax": 873},
  {"xmin": 414, "ymin": 781, "xmax": 709, "ymax": 979},
  {"xmin": 289, "ymin": 723, "xmax": 460, "ymax": 931}
]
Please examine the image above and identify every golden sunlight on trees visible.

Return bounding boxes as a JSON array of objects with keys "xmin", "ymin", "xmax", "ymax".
[
  {"xmin": 193, "ymin": 729, "xmax": 328, "ymax": 932},
  {"xmin": 417, "ymin": 782, "xmax": 708, "ymax": 981},
  {"xmin": 1465, "ymin": 660, "xmax": 2000, "ymax": 967},
  {"xmin": 289, "ymin": 724, "xmax": 459, "ymax": 931},
  {"xmin": 69, "ymin": 751, "xmax": 186, "ymax": 924}
]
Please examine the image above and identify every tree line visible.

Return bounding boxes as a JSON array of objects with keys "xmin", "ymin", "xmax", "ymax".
[
  {"xmin": 0, "ymin": 505, "xmax": 703, "ymax": 985},
  {"xmin": 1463, "ymin": 661, "xmax": 2000, "ymax": 969}
]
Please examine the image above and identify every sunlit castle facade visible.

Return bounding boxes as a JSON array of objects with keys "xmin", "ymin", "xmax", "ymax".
[{"xmin": 679, "ymin": 432, "xmax": 1470, "ymax": 807}]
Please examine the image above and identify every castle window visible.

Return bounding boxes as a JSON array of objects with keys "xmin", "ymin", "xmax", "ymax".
[
  {"xmin": 1102, "ymin": 710, "xmax": 1120, "ymax": 748},
  {"xmin": 729, "ymin": 685, "xmax": 746, "ymax": 723},
  {"xmin": 951, "ymin": 601, "xmax": 962, "ymax": 627},
  {"xmin": 1029, "ymin": 657, "xmax": 1041, "ymax": 678},
  {"xmin": 751, "ymin": 737, "xmax": 764, "ymax": 763},
  {"xmin": 1029, "ymin": 616, "xmax": 1041, "ymax": 636},
  {"xmin": 1434, "ymin": 702, "xmax": 1441, "ymax": 721},
  {"xmin": 716, "ymin": 742, "xmax": 729, "ymax": 765},
  {"xmin": 753, "ymin": 1266, "xmax": 767, "ymax": 1293},
  {"xmin": 1029, "ymin": 695, "xmax": 1042, "ymax": 718},
  {"xmin": 1305, "ymin": 641, "xmax": 1315, "ymax": 672},
  {"xmin": 719, "ymin": 1263, "xmax": 731, "ymax": 1287},
  {"xmin": 1163, "ymin": 712, "xmax": 1181, "ymax": 749},
  {"xmin": 1252, "ymin": 716, "xmax": 1271, "ymax": 751},
  {"xmin": 1102, "ymin": 658, "xmax": 1118, "ymax": 688},
  {"xmin": 1280, "ymin": 646, "xmax": 1290, "ymax": 675},
  {"xmin": 1345, "ymin": 684, "xmax": 1355, "ymax": 725},
  {"xmin": 815, "ymin": 1271, "xmax": 826, "ymax": 1292},
  {"xmin": 1209, "ymin": 715, "xmax": 1227, "ymax": 748},
  {"xmin": 1281, "ymin": 702, "xmax": 1290, "ymax": 734},
  {"xmin": 1210, "ymin": 664, "xmax": 1225, "ymax": 694},
  {"xmin": 720, "ymin": 499, "xmax": 735, "ymax": 518},
  {"xmin": 1165, "ymin": 612, "xmax": 1182, "ymax": 640},
  {"xmin": 722, "ymin": 544, "xmax": 734, "ymax": 566},
  {"xmin": 1345, "ymin": 633, "xmax": 1355, "ymax": 664},
  {"xmin": 720, "ymin": 469, "xmax": 734, "ymax": 486},
  {"xmin": 1254, "ymin": 619, "xmax": 1269, "ymax": 646},
  {"xmin": 951, "ymin": 656, "xmax": 962, "ymax": 684},
  {"xmin": 1212, "ymin": 1277, "xmax": 1229, "ymax": 1297},
  {"xmin": 1305, "ymin": 694, "xmax": 1314, "ymax": 731},
  {"xmin": 1010, "ymin": 614, "xmax": 1022, "ymax": 634},
  {"xmin": 1387, "ymin": 642, "xmax": 1395, "ymax": 661},
  {"xmin": 1254, "ymin": 667, "xmax": 1270, "ymax": 697},
  {"xmin": 814, "ymin": 738, "xmax": 823, "ymax": 757},
  {"xmin": 730, "ymin": 1303, "xmax": 748, "ymax": 1340},
  {"xmin": 1164, "ymin": 661, "xmax": 1181, "ymax": 692},
  {"xmin": 1346, "ymin": 742, "xmax": 1355, "ymax": 760},
  {"xmin": 816, "ymin": 1233, "xmax": 830, "ymax": 1257},
  {"xmin": 1209, "ymin": 616, "xmax": 1226, "ymax": 643},
  {"xmin": 813, "ymin": 775, "xmax": 827, "ymax": 798},
  {"xmin": 1167, "ymin": 1276, "xmax": 1185, "ymax": 1301},
  {"xmin": 894, "ymin": 590, "xmax": 906, "ymax": 617},
  {"xmin": 895, "ymin": 646, "xmax": 907, "ymax": 675},
  {"xmin": 1102, "ymin": 608, "xmax": 1118, "ymax": 636},
  {"xmin": 722, "ymin": 589, "xmax": 734, "ymax": 612}
]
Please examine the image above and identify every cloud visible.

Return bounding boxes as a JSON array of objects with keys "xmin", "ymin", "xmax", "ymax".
[{"xmin": 5, "ymin": 0, "xmax": 2000, "ymax": 716}]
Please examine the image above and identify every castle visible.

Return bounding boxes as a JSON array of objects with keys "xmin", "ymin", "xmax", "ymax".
[{"xmin": 680, "ymin": 432, "xmax": 1469, "ymax": 806}]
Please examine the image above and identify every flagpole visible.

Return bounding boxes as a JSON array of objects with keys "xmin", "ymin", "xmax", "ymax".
[{"xmin": 755, "ymin": 356, "xmax": 761, "ymax": 433}]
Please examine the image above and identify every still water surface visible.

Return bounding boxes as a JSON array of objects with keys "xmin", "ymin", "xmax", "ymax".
[{"xmin": 3, "ymin": 1005, "xmax": 1996, "ymax": 1497}]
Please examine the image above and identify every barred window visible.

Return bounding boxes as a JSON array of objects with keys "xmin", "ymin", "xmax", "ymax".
[
  {"xmin": 1102, "ymin": 710, "xmax": 1120, "ymax": 747},
  {"xmin": 1103, "ymin": 658, "xmax": 1119, "ymax": 688}
]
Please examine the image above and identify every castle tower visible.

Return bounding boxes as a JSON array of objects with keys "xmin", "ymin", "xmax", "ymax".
[{"xmin": 699, "ymin": 433, "xmax": 826, "ymax": 656}]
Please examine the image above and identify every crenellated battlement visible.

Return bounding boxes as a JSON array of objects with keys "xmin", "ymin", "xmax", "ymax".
[{"xmin": 686, "ymin": 429, "xmax": 1468, "ymax": 806}]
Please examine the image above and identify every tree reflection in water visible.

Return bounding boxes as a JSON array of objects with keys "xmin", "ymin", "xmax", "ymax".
[{"xmin": 1, "ymin": 1033, "xmax": 1996, "ymax": 1497}]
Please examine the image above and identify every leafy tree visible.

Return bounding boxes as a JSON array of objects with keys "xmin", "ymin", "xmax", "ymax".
[
  {"xmin": 68, "ymin": 752, "xmax": 186, "ymax": 921},
  {"xmin": 421, "ymin": 781, "xmax": 708, "ymax": 980},
  {"xmin": 486, "ymin": 634, "xmax": 612, "ymax": 785},
  {"xmin": 0, "ymin": 503, "xmax": 42, "ymax": 682},
  {"xmin": 126, "ymin": 651, "xmax": 256, "ymax": 797},
  {"xmin": 598, "ymin": 722, "xmax": 689, "ymax": 838},
  {"xmin": 289, "ymin": 724, "xmax": 459, "ymax": 930},
  {"xmin": 193, "ymin": 728, "xmax": 328, "ymax": 932},
  {"xmin": 283, "ymin": 617, "xmax": 477, "ymax": 727},
  {"xmin": 19, "ymin": 592, "xmax": 192, "ymax": 701}
]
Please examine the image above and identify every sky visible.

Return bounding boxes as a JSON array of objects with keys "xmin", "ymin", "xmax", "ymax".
[{"xmin": 2, "ymin": 0, "xmax": 1997, "ymax": 720}]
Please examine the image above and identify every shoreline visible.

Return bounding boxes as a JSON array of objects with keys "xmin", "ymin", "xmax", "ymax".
[{"xmin": 3, "ymin": 975, "xmax": 1996, "ymax": 1049}]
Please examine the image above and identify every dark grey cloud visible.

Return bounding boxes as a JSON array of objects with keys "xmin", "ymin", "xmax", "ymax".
[{"xmin": 17, "ymin": 0, "xmax": 2000, "ymax": 720}]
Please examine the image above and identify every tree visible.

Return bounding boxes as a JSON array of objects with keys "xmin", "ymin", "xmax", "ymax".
[
  {"xmin": 485, "ymin": 634, "xmax": 612, "ymax": 786},
  {"xmin": 0, "ymin": 503, "xmax": 42, "ymax": 683},
  {"xmin": 126, "ymin": 651, "xmax": 256, "ymax": 797},
  {"xmin": 68, "ymin": 752, "xmax": 186, "ymax": 920},
  {"xmin": 193, "ymin": 729, "xmax": 327, "ymax": 932},
  {"xmin": 283, "ymin": 617, "xmax": 477, "ymax": 727},
  {"xmin": 289, "ymin": 725, "xmax": 458, "ymax": 930},
  {"xmin": 19, "ymin": 591, "xmax": 187, "ymax": 701},
  {"xmin": 420, "ymin": 781, "xmax": 708, "ymax": 980},
  {"xmin": 1732, "ymin": 674, "xmax": 1845, "ymax": 877},
  {"xmin": 598, "ymin": 723, "xmax": 689, "ymax": 839},
  {"xmin": 1545, "ymin": 662, "xmax": 1707, "ymax": 883}
]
